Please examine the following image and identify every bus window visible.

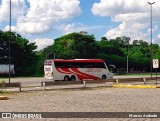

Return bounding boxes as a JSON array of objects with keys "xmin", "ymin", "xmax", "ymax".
[
  {"xmin": 55, "ymin": 62, "xmax": 106, "ymax": 68},
  {"xmin": 44, "ymin": 60, "xmax": 52, "ymax": 65}
]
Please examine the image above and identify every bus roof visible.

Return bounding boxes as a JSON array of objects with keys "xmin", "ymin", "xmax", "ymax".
[{"xmin": 46, "ymin": 59, "xmax": 104, "ymax": 63}]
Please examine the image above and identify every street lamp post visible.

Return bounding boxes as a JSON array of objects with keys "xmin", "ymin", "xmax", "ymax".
[
  {"xmin": 127, "ymin": 41, "xmax": 129, "ymax": 74},
  {"xmin": 148, "ymin": 1, "xmax": 155, "ymax": 78},
  {"xmin": 127, "ymin": 55, "xmax": 128, "ymax": 74},
  {"xmin": 9, "ymin": 0, "xmax": 11, "ymax": 83}
]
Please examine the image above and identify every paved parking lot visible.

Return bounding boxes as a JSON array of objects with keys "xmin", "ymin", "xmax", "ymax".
[
  {"xmin": 1, "ymin": 86, "xmax": 160, "ymax": 121},
  {"xmin": 1, "ymin": 76, "xmax": 160, "ymax": 121},
  {"xmin": 1, "ymin": 75, "xmax": 156, "ymax": 86}
]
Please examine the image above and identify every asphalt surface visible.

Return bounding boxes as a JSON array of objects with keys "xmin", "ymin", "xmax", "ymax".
[
  {"xmin": 1, "ymin": 87, "xmax": 160, "ymax": 121},
  {"xmin": 2, "ymin": 77, "xmax": 45, "ymax": 86},
  {"xmin": 0, "ymin": 75, "xmax": 159, "ymax": 92},
  {"xmin": 1, "ymin": 75, "xmax": 160, "ymax": 121},
  {"xmin": 2, "ymin": 75, "xmax": 154, "ymax": 85}
]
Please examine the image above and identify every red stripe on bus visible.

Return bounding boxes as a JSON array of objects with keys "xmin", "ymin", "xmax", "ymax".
[
  {"xmin": 56, "ymin": 68, "xmax": 87, "ymax": 80},
  {"xmin": 56, "ymin": 68, "xmax": 100, "ymax": 80},
  {"xmin": 71, "ymin": 68, "xmax": 100, "ymax": 80},
  {"xmin": 70, "ymin": 68, "xmax": 89, "ymax": 80},
  {"xmin": 56, "ymin": 68, "xmax": 73, "ymax": 74}
]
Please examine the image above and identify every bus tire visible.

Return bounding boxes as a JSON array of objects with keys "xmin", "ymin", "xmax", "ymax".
[
  {"xmin": 64, "ymin": 76, "xmax": 69, "ymax": 81},
  {"xmin": 71, "ymin": 75, "xmax": 76, "ymax": 81},
  {"xmin": 102, "ymin": 75, "xmax": 106, "ymax": 79}
]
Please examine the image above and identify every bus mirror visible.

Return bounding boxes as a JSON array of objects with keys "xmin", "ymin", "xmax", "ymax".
[{"xmin": 109, "ymin": 65, "xmax": 116, "ymax": 73}]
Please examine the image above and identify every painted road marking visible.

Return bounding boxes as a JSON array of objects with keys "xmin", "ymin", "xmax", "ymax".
[{"xmin": 113, "ymin": 84, "xmax": 157, "ymax": 88}]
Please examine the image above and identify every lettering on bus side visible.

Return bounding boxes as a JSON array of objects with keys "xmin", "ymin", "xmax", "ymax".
[
  {"xmin": 45, "ymin": 68, "xmax": 51, "ymax": 71},
  {"xmin": 86, "ymin": 68, "xmax": 102, "ymax": 72}
]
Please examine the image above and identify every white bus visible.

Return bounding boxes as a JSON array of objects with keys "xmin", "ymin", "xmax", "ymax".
[{"xmin": 44, "ymin": 59, "xmax": 114, "ymax": 81}]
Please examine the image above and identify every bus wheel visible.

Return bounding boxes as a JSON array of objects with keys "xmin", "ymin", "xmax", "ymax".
[
  {"xmin": 71, "ymin": 75, "xmax": 76, "ymax": 81},
  {"xmin": 64, "ymin": 76, "xmax": 69, "ymax": 81},
  {"xmin": 102, "ymin": 75, "xmax": 106, "ymax": 79}
]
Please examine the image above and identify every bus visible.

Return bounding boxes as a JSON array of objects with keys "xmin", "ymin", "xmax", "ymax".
[{"xmin": 44, "ymin": 59, "xmax": 115, "ymax": 81}]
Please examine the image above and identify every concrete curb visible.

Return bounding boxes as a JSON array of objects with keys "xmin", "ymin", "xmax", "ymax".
[{"xmin": 112, "ymin": 84, "xmax": 157, "ymax": 88}]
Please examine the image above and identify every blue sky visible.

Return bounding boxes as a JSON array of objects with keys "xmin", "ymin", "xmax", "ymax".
[{"xmin": 0, "ymin": 0, "xmax": 160, "ymax": 50}]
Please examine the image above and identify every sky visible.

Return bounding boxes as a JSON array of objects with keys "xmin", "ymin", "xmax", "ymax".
[{"xmin": 0, "ymin": 0, "xmax": 160, "ymax": 50}]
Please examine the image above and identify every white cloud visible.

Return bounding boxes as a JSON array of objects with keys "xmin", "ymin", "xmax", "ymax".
[
  {"xmin": 147, "ymin": 25, "xmax": 158, "ymax": 34},
  {"xmin": 4, "ymin": 25, "xmax": 17, "ymax": 32},
  {"xmin": 92, "ymin": 0, "xmax": 160, "ymax": 42},
  {"xmin": 57, "ymin": 23, "xmax": 103, "ymax": 35},
  {"xmin": 17, "ymin": 20, "xmax": 50, "ymax": 34},
  {"xmin": 91, "ymin": 0, "xmax": 148, "ymax": 16},
  {"xmin": 92, "ymin": 0, "xmax": 160, "ymax": 16},
  {"xmin": 26, "ymin": 0, "xmax": 81, "ymax": 20},
  {"xmin": 105, "ymin": 22, "xmax": 148, "ymax": 42},
  {"xmin": 112, "ymin": 13, "xmax": 149, "ymax": 23},
  {"xmin": 1, "ymin": 0, "xmax": 81, "ymax": 34},
  {"xmin": 0, "ymin": 0, "xmax": 27, "ymax": 21},
  {"xmin": 17, "ymin": 0, "xmax": 81, "ymax": 34},
  {"xmin": 33, "ymin": 38, "xmax": 54, "ymax": 51}
]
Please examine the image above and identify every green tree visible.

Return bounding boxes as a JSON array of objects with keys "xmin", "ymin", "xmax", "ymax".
[
  {"xmin": 43, "ymin": 32, "xmax": 98, "ymax": 59},
  {"xmin": 0, "ymin": 31, "xmax": 37, "ymax": 76}
]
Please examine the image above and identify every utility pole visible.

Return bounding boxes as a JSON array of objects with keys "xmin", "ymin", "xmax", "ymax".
[
  {"xmin": 148, "ymin": 1, "xmax": 155, "ymax": 78},
  {"xmin": 9, "ymin": 0, "xmax": 11, "ymax": 83}
]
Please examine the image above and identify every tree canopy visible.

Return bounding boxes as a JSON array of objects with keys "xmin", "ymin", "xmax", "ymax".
[
  {"xmin": 0, "ymin": 31, "xmax": 37, "ymax": 76},
  {"xmin": 42, "ymin": 33, "xmax": 160, "ymax": 73},
  {"xmin": 1, "ymin": 31, "xmax": 160, "ymax": 76}
]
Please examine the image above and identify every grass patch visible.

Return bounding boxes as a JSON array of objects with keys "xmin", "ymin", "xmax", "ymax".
[
  {"xmin": 117, "ymin": 73, "xmax": 157, "ymax": 76},
  {"xmin": 0, "ymin": 80, "xmax": 6, "ymax": 93},
  {"xmin": 0, "ymin": 91, "xmax": 17, "ymax": 95},
  {"xmin": 0, "ymin": 79, "xmax": 6, "ymax": 83}
]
